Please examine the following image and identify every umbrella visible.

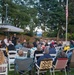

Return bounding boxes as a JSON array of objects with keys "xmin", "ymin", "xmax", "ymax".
[{"xmin": 0, "ymin": 25, "xmax": 24, "ymax": 32}]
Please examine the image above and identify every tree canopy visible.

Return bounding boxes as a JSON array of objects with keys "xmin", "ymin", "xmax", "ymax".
[{"xmin": 0, "ymin": 0, "xmax": 74, "ymax": 38}]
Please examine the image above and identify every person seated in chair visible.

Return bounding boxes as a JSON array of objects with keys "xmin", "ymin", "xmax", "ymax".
[
  {"xmin": 15, "ymin": 50, "xmax": 26, "ymax": 75},
  {"xmin": 6, "ymin": 41, "xmax": 15, "ymax": 56},
  {"xmin": 15, "ymin": 49, "xmax": 26, "ymax": 59},
  {"xmin": 0, "ymin": 50, "xmax": 7, "ymax": 72},
  {"xmin": 66, "ymin": 50, "xmax": 74, "ymax": 71},
  {"xmin": 29, "ymin": 43, "xmax": 37, "ymax": 58},
  {"xmin": 0, "ymin": 50, "xmax": 7, "ymax": 64},
  {"xmin": 49, "ymin": 44, "xmax": 56, "ymax": 54},
  {"xmin": 53, "ymin": 51, "xmax": 70, "ymax": 71},
  {"xmin": 37, "ymin": 47, "xmax": 52, "ymax": 66},
  {"xmin": 15, "ymin": 50, "xmax": 32, "ymax": 75},
  {"xmin": 7, "ymin": 41, "xmax": 15, "ymax": 51},
  {"xmin": 15, "ymin": 40, "xmax": 23, "ymax": 50},
  {"xmin": 34, "ymin": 45, "xmax": 43, "ymax": 60},
  {"xmin": 53, "ymin": 51, "xmax": 67, "ymax": 65}
]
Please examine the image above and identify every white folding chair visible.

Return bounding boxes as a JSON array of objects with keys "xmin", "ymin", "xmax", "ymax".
[
  {"xmin": 34, "ymin": 54, "xmax": 43, "ymax": 63},
  {"xmin": 50, "ymin": 54, "xmax": 56, "ymax": 58},
  {"xmin": 50, "ymin": 54, "xmax": 56, "ymax": 57},
  {"xmin": 0, "ymin": 48, "xmax": 6, "ymax": 51},
  {"xmin": 0, "ymin": 63, "xmax": 8, "ymax": 75},
  {"xmin": 23, "ymin": 51, "xmax": 27, "ymax": 58},
  {"xmin": 8, "ymin": 50, "xmax": 17, "ymax": 71}
]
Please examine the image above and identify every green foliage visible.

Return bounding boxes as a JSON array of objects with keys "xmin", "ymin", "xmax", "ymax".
[
  {"xmin": 0, "ymin": 0, "xmax": 38, "ymax": 31},
  {"xmin": 35, "ymin": 37, "xmax": 40, "ymax": 41},
  {"xmin": 36, "ymin": 0, "xmax": 66, "ymax": 38},
  {"xmin": 67, "ymin": 33, "xmax": 74, "ymax": 40},
  {"xmin": 68, "ymin": 25, "xmax": 74, "ymax": 33},
  {"xmin": 25, "ymin": 32, "xmax": 33, "ymax": 37},
  {"xmin": 0, "ymin": 0, "xmax": 74, "ymax": 38},
  {"xmin": 69, "ymin": 0, "xmax": 74, "ymax": 25},
  {"xmin": 43, "ymin": 32, "xmax": 48, "ymax": 37},
  {"xmin": 47, "ymin": 31, "xmax": 57, "ymax": 37},
  {"xmin": 26, "ymin": 36, "xmax": 30, "ymax": 42}
]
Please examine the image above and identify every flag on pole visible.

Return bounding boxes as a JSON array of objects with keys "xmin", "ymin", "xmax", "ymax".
[
  {"xmin": 65, "ymin": 0, "xmax": 68, "ymax": 42},
  {"xmin": 66, "ymin": 4, "xmax": 68, "ymax": 18}
]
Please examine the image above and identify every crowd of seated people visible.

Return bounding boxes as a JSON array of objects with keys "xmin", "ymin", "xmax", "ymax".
[
  {"xmin": 0, "ymin": 36, "xmax": 70, "ymax": 58},
  {"xmin": 0, "ymin": 35, "xmax": 74, "ymax": 74}
]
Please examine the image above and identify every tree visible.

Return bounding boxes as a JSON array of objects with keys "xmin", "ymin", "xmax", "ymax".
[
  {"xmin": 66, "ymin": 0, "xmax": 74, "ymax": 39},
  {"xmin": 0, "ymin": 0, "xmax": 6, "ymax": 23},
  {"xmin": 0, "ymin": 0, "xmax": 74, "ymax": 39},
  {"xmin": 18, "ymin": 0, "xmax": 38, "ymax": 36},
  {"xmin": 36, "ymin": 0, "xmax": 66, "ymax": 39},
  {"xmin": 69, "ymin": 0, "xmax": 74, "ymax": 25},
  {"xmin": 0, "ymin": 0, "xmax": 38, "ymax": 36}
]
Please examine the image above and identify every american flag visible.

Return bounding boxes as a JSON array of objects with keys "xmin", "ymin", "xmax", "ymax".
[{"xmin": 66, "ymin": 5, "xmax": 68, "ymax": 18}]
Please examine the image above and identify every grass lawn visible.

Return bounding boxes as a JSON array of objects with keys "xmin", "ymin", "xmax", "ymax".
[
  {"xmin": 8, "ymin": 68, "xmax": 74, "ymax": 75},
  {"xmin": 8, "ymin": 63, "xmax": 74, "ymax": 75},
  {"xmin": 8, "ymin": 64, "xmax": 74, "ymax": 75}
]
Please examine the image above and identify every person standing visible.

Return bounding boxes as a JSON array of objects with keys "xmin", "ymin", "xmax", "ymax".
[{"xmin": 12, "ymin": 34, "xmax": 18, "ymax": 46}]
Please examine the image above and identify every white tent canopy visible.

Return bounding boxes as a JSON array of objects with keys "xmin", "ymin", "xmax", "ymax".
[{"xmin": 0, "ymin": 25, "xmax": 24, "ymax": 32}]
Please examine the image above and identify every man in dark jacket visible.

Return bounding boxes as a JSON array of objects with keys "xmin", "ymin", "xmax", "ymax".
[
  {"xmin": 37, "ymin": 47, "xmax": 52, "ymax": 66},
  {"xmin": 12, "ymin": 34, "xmax": 18, "ymax": 46}
]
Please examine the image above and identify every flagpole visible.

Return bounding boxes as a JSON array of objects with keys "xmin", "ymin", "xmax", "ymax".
[{"xmin": 66, "ymin": 0, "xmax": 68, "ymax": 42}]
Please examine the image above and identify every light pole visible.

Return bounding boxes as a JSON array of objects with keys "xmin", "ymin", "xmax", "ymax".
[
  {"xmin": 66, "ymin": 0, "xmax": 68, "ymax": 42},
  {"xmin": 5, "ymin": 4, "xmax": 8, "ymax": 24}
]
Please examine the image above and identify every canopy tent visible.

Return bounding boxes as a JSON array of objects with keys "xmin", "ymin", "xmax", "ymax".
[{"xmin": 0, "ymin": 25, "xmax": 24, "ymax": 32}]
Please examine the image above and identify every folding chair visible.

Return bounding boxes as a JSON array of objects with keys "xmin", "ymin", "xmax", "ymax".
[
  {"xmin": 67, "ymin": 50, "xmax": 74, "ymax": 75},
  {"xmin": 70, "ymin": 50, "xmax": 74, "ymax": 68},
  {"xmin": 23, "ymin": 51, "xmax": 27, "ymax": 58},
  {"xmin": 50, "ymin": 54, "xmax": 56, "ymax": 58},
  {"xmin": 8, "ymin": 50, "xmax": 17, "ymax": 71},
  {"xmin": 35, "ymin": 58, "xmax": 53, "ymax": 75},
  {"xmin": 14, "ymin": 58, "xmax": 33, "ymax": 75},
  {"xmin": 34, "ymin": 54, "xmax": 43, "ymax": 63},
  {"xmin": 0, "ymin": 63, "xmax": 8, "ymax": 75},
  {"xmin": 53, "ymin": 58, "xmax": 68, "ymax": 75}
]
